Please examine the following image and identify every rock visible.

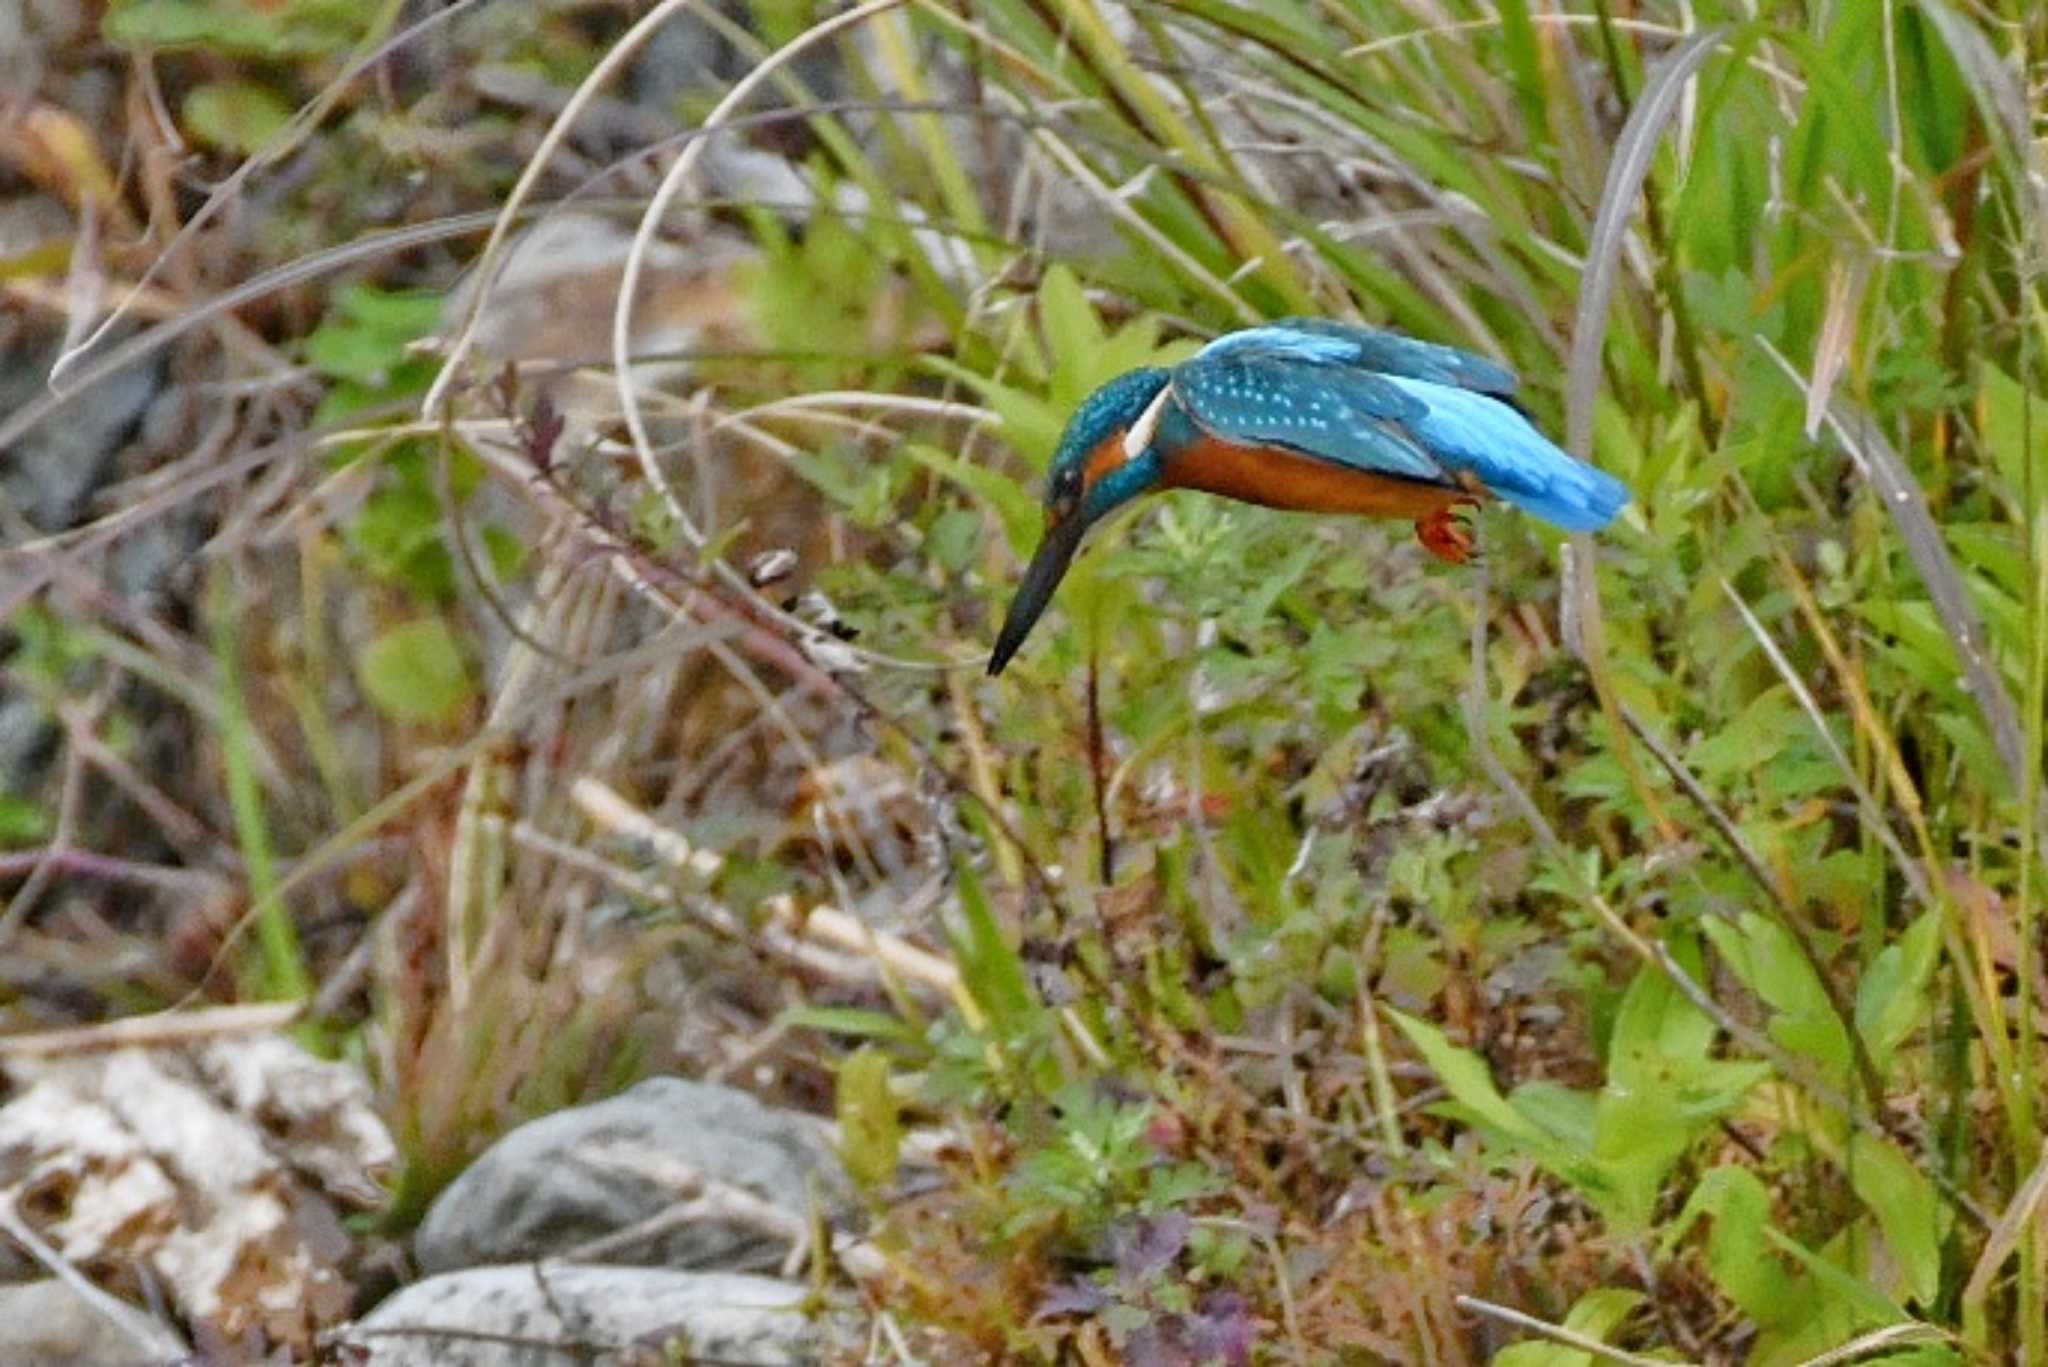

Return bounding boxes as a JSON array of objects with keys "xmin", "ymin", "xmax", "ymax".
[
  {"xmin": 0, "ymin": 1032, "xmax": 395, "ymax": 1350},
  {"xmin": 415, "ymin": 1077, "xmax": 843, "ymax": 1274},
  {"xmin": 624, "ymin": 1, "xmax": 846, "ymax": 126},
  {"xmin": 0, "ymin": 257, "xmax": 163, "ymax": 532},
  {"xmin": 343, "ymin": 1266, "xmax": 841, "ymax": 1367},
  {"xmin": 0, "ymin": 1279, "xmax": 187, "ymax": 1367},
  {"xmin": 0, "ymin": 694, "xmax": 55, "ymax": 815},
  {"xmin": 625, "ymin": 6, "xmax": 744, "ymax": 112},
  {"xmin": 189, "ymin": 1030, "xmax": 398, "ymax": 1209},
  {"xmin": 440, "ymin": 209, "xmax": 757, "ymax": 376}
]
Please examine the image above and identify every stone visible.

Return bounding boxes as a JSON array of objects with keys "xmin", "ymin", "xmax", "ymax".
[
  {"xmin": 0, "ymin": 1279, "xmax": 186, "ymax": 1367},
  {"xmin": 414, "ymin": 1076, "xmax": 844, "ymax": 1274},
  {"xmin": 0, "ymin": 277, "xmax": 163, "ymax": 532},
  {"xmin": 343, "ymin": 1266, "xmax": 840, "ymax": 1367},
  {"xmin": 0, "ymin": 1034, "xmax": 394, "ymax": 1349}
]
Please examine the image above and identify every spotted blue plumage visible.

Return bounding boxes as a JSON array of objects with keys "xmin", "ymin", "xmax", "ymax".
[
  {"xmin": 1037, "ymin": 317, "xmax": 1629, "ymax": 534},
  {"xmin": 1176, "ymin": 317, "xmax": 1629, "ymax": 532}
]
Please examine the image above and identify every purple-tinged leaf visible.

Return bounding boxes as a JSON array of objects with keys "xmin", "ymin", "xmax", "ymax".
[
  {"xmin": 1116, "ymin": 1211, "xmax": 1190, "ymax": 1282},
  {"xmin": 1033, "ymin": 1278, "xmax": 1108, "ymax": 1320},
  {"xmin": 1189, "ymin": 1290, "xmax": 1254, "ymax": 1366},
  {"xmin": 1125, "ymin": 1319, "xmax": 1193, "ymax": 1367}
]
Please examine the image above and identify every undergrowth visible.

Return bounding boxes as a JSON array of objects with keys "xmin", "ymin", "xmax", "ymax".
[{"xmin": 3, "ymin": 0, "xmax": 2046, "ymax": 1361}]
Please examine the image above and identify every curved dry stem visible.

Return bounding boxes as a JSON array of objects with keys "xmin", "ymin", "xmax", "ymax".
[
  {"xmin": 1561, "ymin": 27, "xmax": 1732, "ymax": 844},
  {"xmin": 48, "ymin": 0, "xmax": 486, "ymax": 390},
  {"xmin": 705, "ymin": 391, "xmax": 998, "ymax": 438},
  {"xmin": 1761, "ymin": 337, "xmax": 2031, "ymax": 805},
  {"xmin": 612, "ymin": 0, "xmax": 912, "ymax": 554},
  {"xmin": 1565, "ymin": 25, "xmax": 1729, "ymax": 456},
  {"xmin": 424, "ymin": 0, "xmax": 708, "ymax": 420},
  {"xmin": 604, "ymin": 0, "xmax": 972, "ymax": 675}
]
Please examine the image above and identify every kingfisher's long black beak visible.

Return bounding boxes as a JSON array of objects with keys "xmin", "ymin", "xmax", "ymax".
[{"xmin": 988, "ymin": 511, "xmax": 1088, "ymax": 676}]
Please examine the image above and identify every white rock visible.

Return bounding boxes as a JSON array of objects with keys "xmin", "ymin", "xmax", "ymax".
[{"xmin": 343, "ymin": 1266, "xmax": 842, "ymax": 1367}]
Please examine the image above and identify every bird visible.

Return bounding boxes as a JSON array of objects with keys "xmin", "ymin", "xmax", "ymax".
[{"xmin": 987, "ymin": 318, "xmax": 1631, "ymax": 675}]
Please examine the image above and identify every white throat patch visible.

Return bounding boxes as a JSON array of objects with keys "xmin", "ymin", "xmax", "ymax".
[{"xmin": 1121, "ymin": 383, "xmax": 1174, "ymax": 460}]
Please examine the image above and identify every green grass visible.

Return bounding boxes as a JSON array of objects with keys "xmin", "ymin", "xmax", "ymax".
[
  {"xmin": 5, "ymin": 0, "xmax": 2046, "ymax": 1359},
  {"xmin": 726, "ymin": 1, "xmax": 2048, "ymax": 1358}
]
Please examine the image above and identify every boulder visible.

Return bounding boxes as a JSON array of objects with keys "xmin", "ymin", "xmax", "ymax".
[
  {"xmin": 344, "ymin": 1266, "xmax": 841, "ymax": 1367},
  {"xmin": 415, "ymin": 1077, "xmax": 843, "ymax": 1273}
]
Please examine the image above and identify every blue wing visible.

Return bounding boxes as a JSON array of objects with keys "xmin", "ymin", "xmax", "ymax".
[
  {"xmin": 1171, "ymin": 348, "xmax": 1450, "ymax": 486},
  {"xmin": 1197, "ymin": 318, "xmax": 1521, "ymax": 401},
  {"xmin": 1372, "ymin": 376, "xmax": 1629, "ymax": 531},
  {"xmin": 1178, "ymin": 321, "xmax": 1630, "ymax": 533}
]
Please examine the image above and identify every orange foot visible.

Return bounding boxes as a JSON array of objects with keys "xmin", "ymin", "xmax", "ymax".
[{"xmin": 1416, "ymin": 499, "xmax": 1480, "ymax": 564}]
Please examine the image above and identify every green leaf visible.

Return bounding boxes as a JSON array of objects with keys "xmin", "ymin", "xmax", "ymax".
[
  {"xmin": 1494, "ymin": 1288, "xmax": 1645, "ymax": 1367},
  {"xmin": 924, "ymin": 507, "xmax": 983, "ymax": 574},
  {"xmin": 1760, "ymin": 1223, "xmax": 1911, "ymax": 1328},
  {"xmin": 1387, "ymin": 1008, "xmax": 1550, "ymax": 1149},
  {"xmin": 479, "ymin": 524, "xmax": 528, "ymax": 583},
  {"xmin": 356, "ymin": 618, "xmax": 474, "ymax": 725},
  {"xmin": 902, "ymin": 442, "xmax": 1038, "ymax": 557},
  {"xmin": 1854, "ymin": 912, "xmax": 1941, "ymax": 1072},
  {"xmin": 920, "ymin": 357, "xmax": 1065, "ymax": 473},
  {"xmin": 1666, "ymin": 1165, "xmax": 1800, "ymax": 1327},
  {"xmin": 1847, "ymin": 1132, "xmax": 1943, "ymax": 1308},
  {"xmin": 1607, "ymin": 954, "xmax": 1716, "ymax": 1082},
  {"xmin": 739, "ymin": 204, "xmax": 895, "ymax": 389},
  {"xmin": 1590, "ymin": 1085, "xmax": 1693, "ymax": 1232},
  {"xmin": 1702, "ymin": 913, "xmax": 1850, "ymax": 1084},
  {"xmin": 105, "ymin": 0, "xmax": 364, "ymax": 56},
  {"xmin": 305, "ymin": 285, "xmax": 445, "ymax": 388},
  {"xmin": 1491, "ymin": 1341, "xmax": 1590, "ymax": 1366},
  {"xmin": 343, "ymin": 445, "xmax": 480, "ymax": 600},
  {"xmin": 836, "ymin": 1046, "xmax": 903, "ymax": 1192},
  {"xmin": 948, "ymin": 861, "xmax": 1036, "ymax": 1034},
  {"xmin": 1979, "ymin": 359, "xmax": 2048, "ymax": 507},
  {"xmin": 0, "ymin": 794, "xmax": 51, "ymax": 847},
  {"xmin": 1560, "ymin": 1288, "xmax": 1646, "ymax": 1341},
  {"xmin": 107, "ymin": 0, "xmax": 293, "ymax": 52},
  {"xmin": 181, "ymin": 80, "xmax": 290, "ymax": 155},
  {"xmin": 1493, "ymin": 0, "xmax": 1548, "ymax": 141},
  {"xmin": 1038, "ymin": 263, "xmax": 1105, "ymax": 360},
  {"xmin": 1510, "ymin": 1080, "xmax": 1597, "ymax": 1153},
  {"xmin": 777, "ymin": 1006, "xmax": 925, "ymax": 1048}
]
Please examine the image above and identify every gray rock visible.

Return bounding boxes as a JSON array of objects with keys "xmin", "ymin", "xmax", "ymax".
[
  {"xmin": 625, "ymin": 7, "xmax": 738, "ymax": 112},
  {"xmin": 415, "ymin": 1077, "xmax": 843, "ymax": 1274},
  {"xmin": 0, "ymin": 1280, "xmax": 186, "ymax": 1367},
  {"xmin": 0, "ymin": 694, "xmax": 54, "ymax": 813},
  {"xmin": 625, "ymin": 2, "xmax": 845, "ymax": 118},
  {"xmin": 344, "ymin": 1266, "xmax": 838, "ymax": 1367},
  {"xmin": 0, "ymin": 193, "xmax": 164, "ymax": 534}
]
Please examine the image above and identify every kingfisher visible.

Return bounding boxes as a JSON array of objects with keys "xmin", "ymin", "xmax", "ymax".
[{"xmin": 987, "ymin": 318, "xmax": 1630, "ymax": 675}]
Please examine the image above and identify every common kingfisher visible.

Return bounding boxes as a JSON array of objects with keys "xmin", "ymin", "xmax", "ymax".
[{"xmin": 987, "ymin": 318, "xmax": 1630, "ymax": 675}]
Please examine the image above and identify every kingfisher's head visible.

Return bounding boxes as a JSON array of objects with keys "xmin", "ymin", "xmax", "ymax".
[{"xmin": 989, "ymin": 368, "xmax": 1172, "ymax": 675}]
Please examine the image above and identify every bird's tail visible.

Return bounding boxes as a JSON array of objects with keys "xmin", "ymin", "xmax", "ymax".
[{"xmin": 1382, "ymin": 378, "xmax": 1630, "ymax": 533}]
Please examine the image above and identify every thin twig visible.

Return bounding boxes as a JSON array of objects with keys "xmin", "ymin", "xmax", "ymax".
[
  {"xmin": 1620, "ymin": 704, "xmax": 1890, "ymax": 1112},
  {"xmin": 0, "ymin": 1199, "xmax": 189, "ymax": 1360},
  {"xmin": 1455, "ymin": 1295, "xmax": 1684, "ymax": 1367},
  {"xmin": 0, "ymin": 1002, "xmax": 304, "ymax": 1059},
  {"xmin": 1789, "ymin": 1322, "xmax": 1952, "ymax": 1367}
]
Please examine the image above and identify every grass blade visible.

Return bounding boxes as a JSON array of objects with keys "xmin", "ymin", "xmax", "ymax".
[{"xmin": 1565, "ymin": 24, "xmax": 1730, "ymax": 457}]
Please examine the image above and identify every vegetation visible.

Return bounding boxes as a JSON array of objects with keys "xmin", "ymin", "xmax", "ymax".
[{"xmin": 3, "ymin": 0, "xmax": 2046, "ymax": 1360}]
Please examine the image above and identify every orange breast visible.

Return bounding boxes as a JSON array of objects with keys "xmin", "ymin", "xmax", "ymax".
[{"xmin": 1162, "ymin": 433, "xmax": 1470, "ymax": 520}]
